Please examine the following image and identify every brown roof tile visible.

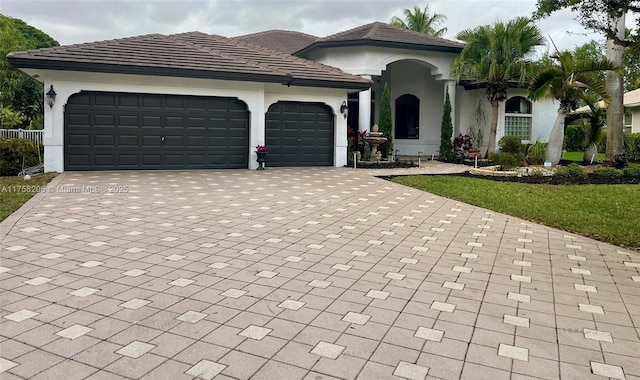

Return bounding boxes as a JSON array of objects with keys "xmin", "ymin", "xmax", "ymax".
[
  {"xmin": 231, "ymin": 30, "xmax": 317, "ymax": 54},
  {"xmin": 171, "ymin": 32, "xmax": 370, "ymax": 87},
  {"xmin": 8, "ymin": 32, "xmax": 371, "ymax": 89},
  {"xmin": 297, "ymin": 22, "xmax": 464, "ymax": 54}
]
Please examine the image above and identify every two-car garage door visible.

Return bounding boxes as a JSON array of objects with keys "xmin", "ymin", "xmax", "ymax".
[
  {"xmin": 64, "ymin": 92, "xmax": 250, "ymax": 171},
  {"xmin": 64, "ymin": 92, "xmax": 335, "ymax": 171}
]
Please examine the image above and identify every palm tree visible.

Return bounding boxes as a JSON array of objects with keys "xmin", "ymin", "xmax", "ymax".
[
  {"xmin": 389, "ymin": 4, "xmax": 447, "ymax": 37},
  {"xmin": 452, "ymin": 17, "xmax": 545, "ymax": 156},
  {"xmin": 579, "ymin": 94, "xmax": 607, "ymax": 164},
  {"xmin": 528, "ymin": 50, "xmax": 617, "ymax": 165}
]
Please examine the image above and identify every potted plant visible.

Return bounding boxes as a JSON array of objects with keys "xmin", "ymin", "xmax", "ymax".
[
  {"xmin": 255, "ymin": 145, "xmax": 267, "ymax": 170},
  {"xmin": 452, "ymin": 133, "xmax": 472, "ymax": 162}
]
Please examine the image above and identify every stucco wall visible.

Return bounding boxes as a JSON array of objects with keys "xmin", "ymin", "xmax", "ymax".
[
  {"xmin": 632, "ymin": 108, "xmax": 640, "ymax": 133},
  {"xmin": 301, "ymin": 45, "xmax": 458, "ymax": 80},
  {"xmin": 457, "ymin": 88, "xmax": 558, "ymax": 152},
  {"xmin": 23, "ymin": 69, "xmax": 349, "ymax": 172}
]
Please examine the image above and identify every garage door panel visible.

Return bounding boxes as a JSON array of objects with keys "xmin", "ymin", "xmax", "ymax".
[
  {"xmin": 95, "ymin": 94, "xmax": 116, "ymax": 106},
  {"xmin": 68, "ymin": 114, "xmax": 90, "ymax": 125},
  {"xmin": 65, "ymin": 91, "xmax": 248, "ymax": 170},
  {"xmin": 118, "ymin": 115, "xmax": 139, "ymax": 127},
  {"xmin": 94, "ymin": 135, "xmax": 115, "ymax": 146},
  {"xmin": 68, "ymin": 134, "xmax": 90, "ymax": 146},
  {"xmin": 118, "ymin": 135, "xmax": 138, "ymax": 146},
  {"xmin": 118, "ymin": 95, "xmax": 140, "ymax": 107},
  {"xmin": 94, "ymin": 115, "xmax": 115, "ymax": 126},
  {"xmin": 142, "ymin": 96, "xmax": 162, "ymax": 108},
  {"xmin": 94, "ymin": 154, "xmax": 116, "ymax": 166},
  {"xmin": 142, "ymin": 136, "xmax": 162, "ymax": 146},
  {"xmin": 141, "ymin": 154, "xmax": 162, "ymax": 165}
]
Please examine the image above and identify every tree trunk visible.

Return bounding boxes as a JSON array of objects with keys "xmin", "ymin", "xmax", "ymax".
[
  {"xmin": 545, "ymin": 110, "xmax": 566, "ymax": 166},
  {"xmin": 486, "ymin": 100, "xmax": 499, "ymax": 156},
  {"xmin": 605, "ymin": 15, "xmax": 626, "ymax": 166}
]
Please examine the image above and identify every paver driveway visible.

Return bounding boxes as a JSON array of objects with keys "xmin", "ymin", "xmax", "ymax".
[{"xmin": 0, "ymin": 168, "xmax": 639, "ymax": 380}]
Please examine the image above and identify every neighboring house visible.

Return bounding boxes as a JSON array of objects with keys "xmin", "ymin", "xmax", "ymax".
[
  {"xmin": 573, "ymin": 88, "xmax": 640, "ymax": 134},
  {"xmin": 8, "ymin": 22, "xmax": 557, "ymax": 172}
]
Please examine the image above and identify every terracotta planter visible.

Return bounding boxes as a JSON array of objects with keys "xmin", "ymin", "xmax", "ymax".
[{"xmin": 468, "ymin": 149, "xmax": 481, "ymax": 158}]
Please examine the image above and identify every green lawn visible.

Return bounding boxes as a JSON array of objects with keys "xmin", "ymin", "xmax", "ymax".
[
  {"xmin": 0, "ymin": 173, "xmax": 57, "ymax": 221},
  {"xmin": 562, "ymin": 151, "xmax": 605, "ymax": 162},
  {"xmin": 393, "ymin": 175, "xmax": 640, "ymax": 250}
]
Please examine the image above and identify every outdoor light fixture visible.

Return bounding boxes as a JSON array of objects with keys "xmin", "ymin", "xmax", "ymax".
[
  {"xmin": 340, "ymin": 101, "xmax": 348, "ymax": 119},
  {"xmin": 46, "ymin": 85, "xmax": 56, "ymax": 108}
]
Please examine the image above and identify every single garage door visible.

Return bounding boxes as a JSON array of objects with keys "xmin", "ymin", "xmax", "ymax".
[
  {"xmin": 64, "ymin": 91, "xmax": 249, "ymax": 171},
  {"xmin": 265, "ymin": 102, "xmax": 334, "ymax": 167}
]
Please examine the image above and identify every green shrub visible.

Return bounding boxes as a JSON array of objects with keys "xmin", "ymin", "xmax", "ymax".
[
  {"xmin": 0, "ymin": 137, "xmax": 40, "ymax": 176},
  {"xmin": 527, "ymin": 139, "xmax": 546, "ymax": 165},
  {"xmin": 498, "ymin": 135, "xmax": 523, "ymax": 154},
  {"xmin": 624, "ymin": 133, "xmax": 640, "ymax": 161},
  {"xmin": 490, "ymin": 152, "xmax": 518, "ymax": 170},
  {"xmin": 439, "ymin": 90, "xmax": 454, "ymax": 161},
  {"xmin": 564, "ymin": 124, "xmax": 587, "ymax": 151},
  {"xmin": 530, "ymin": 168, "xmax": 545, "ymax": 177},
  {"xmin": 622, "ymin": 167, "xmax": 640, "ymax": 177},
  {"xmin": 591, "ymin": 167, "xmax": 623, "ymax": 181},
  {"xmin": 378, "ymin": 83, "xmax": 393, "ymax": 155},
  {"xmin": 555, "ymin": 163, "xmax": 587, "ymax": 179}
]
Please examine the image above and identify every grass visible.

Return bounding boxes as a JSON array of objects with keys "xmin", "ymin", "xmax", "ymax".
[
  {"xmin": 392, "ymin": 175, "xmax": 640, "ymax": 249},
  {"xmin": 562, "ymin": 151, "xmax": 605, "ymax": 162},
  {"xmin": 0, "ymin": 173, "xmax": 58, "ymax": 222}
]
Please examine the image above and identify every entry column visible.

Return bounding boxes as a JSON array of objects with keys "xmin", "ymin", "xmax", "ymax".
[{"xmin": 358, "ymin": 75, "xmax": 372, "ymax": 133}]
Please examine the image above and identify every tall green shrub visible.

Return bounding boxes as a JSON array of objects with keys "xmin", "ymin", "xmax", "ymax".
[
  {"xmin": 564, "ymin": 124, "xmax": 587, "ymax": 151},
  {"xmin": 624, "ymin": 133, "xmax": 640, "ymax": 161},
  {"xmin": 0, "ymin": 137, "xmax": 40, "ymax": 176},
  {"xmin": 378, "ymin": 83, "xmax": 393, "ymax": 155},
  {"xmin": 439, "ymin": 90, "xmax": 454, "ymax": 161}
]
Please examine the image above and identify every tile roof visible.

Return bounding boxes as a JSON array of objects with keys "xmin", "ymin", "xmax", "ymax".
[
  {"xmin": 297, "ymin": 22, "xmax": 464, "ymax": 54},
  {"xmin": 231, "ymin": 30, "xmax": 318, "ymax": 54},
  {"xmin": 171, "ymin": 32, "xmax": 369, "ymax": 88},
  {"xmin": 8, "ymin": 33, "xmax": 372, "ymax": 89},
  {"xmin": 573, "ymin": 88, "xmax": 640, "ymax": 113}
]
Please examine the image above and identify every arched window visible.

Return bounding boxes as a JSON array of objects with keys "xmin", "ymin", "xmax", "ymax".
[
  {"xmin": 504, "ymin": 96, "xmax": 532, "ymax": 141},
  {"xmin": 395, "ymin": 94, "xmax": 419, "ymax": 139}
]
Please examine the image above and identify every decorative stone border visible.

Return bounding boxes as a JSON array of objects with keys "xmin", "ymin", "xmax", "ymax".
[{"xmin": 469, "ymin": 165, "xmax": 519, "ymax": 177}]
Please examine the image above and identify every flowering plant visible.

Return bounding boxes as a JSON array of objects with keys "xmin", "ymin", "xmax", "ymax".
[{"xmin": 256, "ymin": 145, "xmax": 267, "ymax": 152}]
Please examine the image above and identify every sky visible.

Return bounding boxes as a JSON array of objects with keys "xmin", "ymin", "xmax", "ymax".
[{"xmin": 0, "ymin": 0, "xmax": 625, "ymax": 54}]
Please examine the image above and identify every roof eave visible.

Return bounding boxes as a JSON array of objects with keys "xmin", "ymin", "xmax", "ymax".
[
  {"xmin": 287, "ymin": 78, "xmax": 373, "ymax": 90},
  {"xmin": 295, "ymin": 40, "xmax": 463, "ymax": 56},
  {"xmin": 7, "ymin": 56, "xmax": 291, "ymax": 84}
]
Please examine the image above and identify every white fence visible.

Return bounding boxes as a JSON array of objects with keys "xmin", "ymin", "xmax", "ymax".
[{"xmin": 0, "ymin": 129, "xmax": 44, "ymax": 146}]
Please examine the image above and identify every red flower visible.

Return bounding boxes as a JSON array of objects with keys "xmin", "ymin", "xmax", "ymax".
[{"xmin": 256, "ymin": 145, "xmax": 267, "ymax": 152}]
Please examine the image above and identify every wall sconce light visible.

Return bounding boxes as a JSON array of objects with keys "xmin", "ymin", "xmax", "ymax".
[
  {"xmin": 340, "ymin": 101, "xmax": 348, "ymax": 119},
  {"xmin": 46, "ymin": 85, "xmax": 56, "ymax": 108}
]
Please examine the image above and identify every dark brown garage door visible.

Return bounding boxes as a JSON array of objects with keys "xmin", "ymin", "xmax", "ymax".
[
  {"xmin": 265, "ymin": 102, "xmax": 334, "ymax": 167},
  {"xmin": 64, "ymin": 91, "xmax": 249, "ymax": 171}
]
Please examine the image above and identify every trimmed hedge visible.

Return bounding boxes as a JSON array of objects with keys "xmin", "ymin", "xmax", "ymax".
[
  {"xmin": 555, "ymin": 163, "xmax": 587, "ymax": 180},
  {"xmin": 625, "ymin": 133, "xmax": 640, "ymax": 161},
  {"xmin": 498, "ymin": 135, "xmax": 523, "ymax": 154},
  {"xmin": 0, "ymin": 137, "xmax": 41, "ymax": 176}
]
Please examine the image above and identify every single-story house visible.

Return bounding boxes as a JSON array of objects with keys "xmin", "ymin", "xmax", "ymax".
[
  {"xmin": 8, "ymin": 22, "xmax": 558, "ymax": 172},
  {"xmin": 573, "ymin": 88, "xmax": 640, "ymax": 134}
]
